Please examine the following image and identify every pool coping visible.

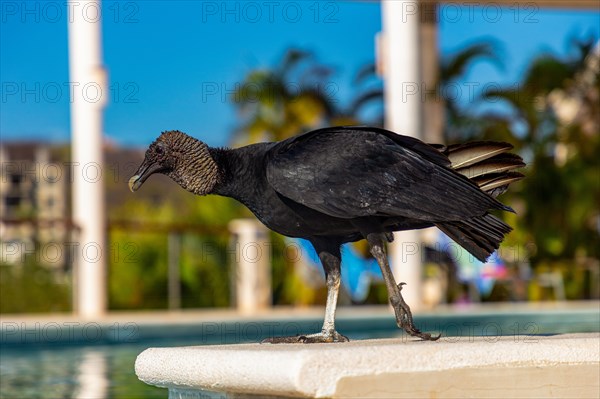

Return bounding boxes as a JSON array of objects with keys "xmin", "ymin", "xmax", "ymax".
[{"xmin": 135, "ymin": 332, "xmax": 600, "ymax": 398}]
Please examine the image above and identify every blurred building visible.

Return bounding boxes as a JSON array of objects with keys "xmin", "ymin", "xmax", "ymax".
[
  {"xmin": 0, "ymin": 143, "xmax": 69, "ymax": 267},
  {"xmin": 0, "ymin": 140, "xmax": 174, "ymax": 269}
]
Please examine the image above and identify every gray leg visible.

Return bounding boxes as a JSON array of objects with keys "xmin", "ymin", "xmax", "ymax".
[
  {"xmin": 302, "ymin": 248, "xmax": 349, "ymax": 343},
  {"xmin": 367, "ymin": 233, "xmax": 440, "ymax": 341},
  {"xmin": 262, "ymin": 240, "xmax": 349, "ymax": 344}
]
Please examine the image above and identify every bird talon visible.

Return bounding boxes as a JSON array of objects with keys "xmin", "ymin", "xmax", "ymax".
[{"xmin": 262, "ymin": 331, "xmax": 348, "ymax": 344}]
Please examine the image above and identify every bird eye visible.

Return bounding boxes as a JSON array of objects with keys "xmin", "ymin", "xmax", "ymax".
[{"xmin": 156, "ymin": 146, "xmax": 164, "ymax": 155}]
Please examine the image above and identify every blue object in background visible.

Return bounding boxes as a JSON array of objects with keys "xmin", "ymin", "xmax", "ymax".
[
  {"xmin": 293, "ymin": 238, "xmax": 383, "ymax": 302},
  {"xmin": 437, "ymin": 233, "xmax": 507, "ymax": 296},
  {"xmin": 293, "ymin": 231, "xmax": 509, "ymax": 302}
]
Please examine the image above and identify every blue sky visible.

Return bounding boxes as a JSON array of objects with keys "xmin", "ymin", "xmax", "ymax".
[{"xmin": 1, "ymin": 1, "xmax": 598, "ymax": 147}]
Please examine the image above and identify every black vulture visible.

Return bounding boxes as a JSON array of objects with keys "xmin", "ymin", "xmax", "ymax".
[{"xmin": 130, "ymin": 126, "xmax": 525, "ymax": 342}]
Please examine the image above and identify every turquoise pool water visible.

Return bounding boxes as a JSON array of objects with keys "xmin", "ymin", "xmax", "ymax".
[
  {"xmin": 2, "ymin": 341, "xmax": 165, "ymax": 398},
  {"xmin": 2, "ymin": 305, "xmax": 598, "ymax": 398}
]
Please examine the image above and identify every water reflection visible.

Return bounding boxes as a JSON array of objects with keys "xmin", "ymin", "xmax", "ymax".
[
  {"xmin": 0, "ymin": 343, "xmax": 164, "ymax": 399},
  {"xmin": 75, "ymin": 350, "xmax": 109, "ymax": 399}
]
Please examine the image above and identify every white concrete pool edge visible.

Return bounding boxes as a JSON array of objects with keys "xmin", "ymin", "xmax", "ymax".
[{"xmin": 135, "ymin": 333, "xmax": 600, "ymax": 398}]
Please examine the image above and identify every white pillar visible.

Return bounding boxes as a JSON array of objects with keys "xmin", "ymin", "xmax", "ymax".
[
  {"xmin": 68, "ymin": 0, "xmax": 107, "ymax": 317},
  {"xmin": 381, "ymin": 0, "xmax": 423, "ymax": 310},
  {"xmin": 228, "ymin": 219, "xmax": 271, "ymax": 315}
]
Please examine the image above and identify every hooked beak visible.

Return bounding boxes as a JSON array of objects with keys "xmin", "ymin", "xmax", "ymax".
[{"xmin": 128, "ymin": 159, "xmax": 165, "ymax": 192}]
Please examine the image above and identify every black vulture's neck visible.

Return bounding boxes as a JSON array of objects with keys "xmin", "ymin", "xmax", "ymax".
[{"xmin": 208, "ymin": 144, "xmax": 270, "ymax": 202}]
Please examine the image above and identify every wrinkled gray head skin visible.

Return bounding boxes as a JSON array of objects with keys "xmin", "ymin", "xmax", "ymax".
[{"xmin": 129, "ymin": 130, "xmax": 219, "ymax": 196}]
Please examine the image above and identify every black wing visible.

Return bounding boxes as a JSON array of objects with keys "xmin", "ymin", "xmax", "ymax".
[{"xmin": 266, "ymin": 126, "xmax": 508, "ymax": 221}]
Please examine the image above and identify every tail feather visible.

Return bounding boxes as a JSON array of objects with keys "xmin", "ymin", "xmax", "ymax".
[
  {"xmin": 431, "ymin": 140, "xmax": 525, "ymax": 261},
  {"xmin": 436, "ymin": 214, "xmax": 512, "ymax": 262},
  {"xmin": 435, "ymin": 223, "xmax": 489, "ymax": 262},
  {"xmin": 446, "ymin": 141, "xmax": 514, "ymax": 169},
  {"xmin": 472, "ymin": 172, "xmax": 525, "ymax": 198},
  {"xmin": 455, "ymin": 153, "xmax": 525, "ymax": 179},
  {"xmin": 436, "ymin": 141, "xmax": 525, "ymax": 197}
]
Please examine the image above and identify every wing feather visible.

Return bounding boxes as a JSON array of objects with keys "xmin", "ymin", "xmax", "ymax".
[{"xmin": 266, "ymin": 127, "xmax": 508, "ymax": 221}]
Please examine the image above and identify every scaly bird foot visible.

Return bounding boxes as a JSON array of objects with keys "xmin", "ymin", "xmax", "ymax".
[
  {"xmin": 262, "ymin": 330, "xmax": 349, "ymax": 344},
  {"xmin": 390, "ymin": 284, "xmax": 441, "ymax": 342},
  {"xmin": 401, "ymin": 321, "xmax": 441, "ymax": 341}
]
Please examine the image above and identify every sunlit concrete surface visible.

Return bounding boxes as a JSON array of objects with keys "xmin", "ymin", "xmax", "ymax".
[{"xmin": 135, "ymin": 333, "xmax": 600, "ymax": 398}]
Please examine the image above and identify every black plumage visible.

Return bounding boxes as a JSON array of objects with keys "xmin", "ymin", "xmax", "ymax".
[{"xmin": 130, "ymin": 126, "xmax": 525, "ymax": 342}]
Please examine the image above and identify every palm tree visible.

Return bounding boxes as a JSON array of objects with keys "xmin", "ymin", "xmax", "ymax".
[
  {"xmin": 439, "ymin": 42, "xmax": 502, "ymax": 141},
  {"xmin": 346, "ymin": 63, "xmax": 385, "ymax": 127},
  {"xmin": 336, "ymin": 41, "xmax": 503, "ymax": 138},
  {"xmin": 232, "ymin": 41, "xmax": 502, "ymax": 145},
  {"xmin": 231, "ymin": 49, "xmax": 340, "ymax": 145},
  {"xmin": 480, "ymin": 36, "xmax": 599, "ymax": 267}
]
